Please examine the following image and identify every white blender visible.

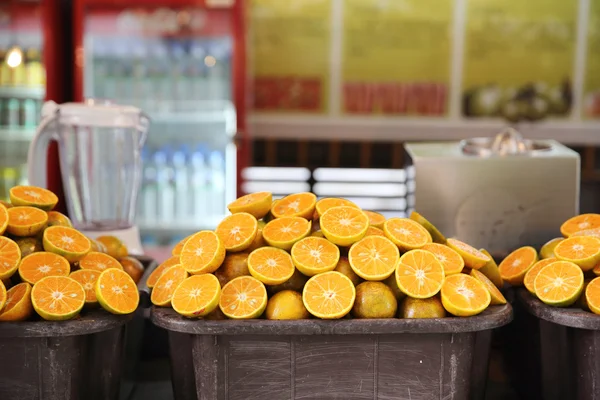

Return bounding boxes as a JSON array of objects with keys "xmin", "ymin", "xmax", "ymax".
[{"xmin": 27, "ymin": 100, "xmax": 150, "ymax": 255}]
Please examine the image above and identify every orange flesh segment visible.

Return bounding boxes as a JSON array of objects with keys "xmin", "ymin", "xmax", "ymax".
[
  {"xmin": 422, "ymin": 243, "xmax": 464, "ymax": 275},
  {"xmin": 179, "ymin": 231, "xmax": 225, "ymax": 273},
  {"xmin": 498, "ymin": 246, "xmax": 538, "ymax": 281},
  {"xmin": 263, "ymin": 217, "xmax": 310, "ymax": 243},
  {"xmin": 534, "ymin": 261, "xmax": 583, "ymax": 303},
  {"xmin": 384, "ymin": 218, "xmax": 432, "ymax": 249},
  {"xmin": 292, "ymin": 237, "xmax": 339, "ymax": 272},
  {"xmin": 96, "ymin": 269, "xmax": 139, "ymax": 313},
  {"xmin": 19, "ymin": 252, "xmax": 70, "ymax": 284},
  {"xmin": 44, "ymin": 226, "xmax": 91, "ymax": 254},
  {"xmin": 79, "ymin": 251, "xmax": 123, "ymax": 272},
  {"xmin": 348, "ymin": 236, "xmax": 399, "ymax": 280},
  {"xmin": 0, "ymin": 236, "xmax": 20, "ymax": 278},
  {"xmin": 363, "ymin": 210, "xmax": 386, "ymax": 227},
  {"xmin": 302, "ymin": 271, "xmax": 355, "ymax": 319},
  {"xmin": 219, "ymin": 276, "xmax": 267, "ymax": 318},
  {"xmin": 555, "ymin": 236, "xmax": 600, "ymax": 261},
  {"xmin": 151, "ymin": 265, "xmax": 188, "ymax": 306},
  {"xmin": 396, "ymin": 249, "xmax": 444, "ymax": 298},
  {"xmin": 271, "ymin": 192, "xmax": 317, "ymax": 218},
  {"xmin": 32, "ymin": 276, "xmax": 85, "ymax": 316},
  {"xmin": 315, "ymin": 198, "xmax": 358, "ymax": 217},
  {"xmin": 320, "ymin": 206, "xmax": 369, "ymax": 242},
  {"xmin": 146, "ymin": 256, "xmax": 181, "ymax": 288},
  {"xmin": 10, "ymin": 186, "xmax": 58, "ymax": 208},
  {"xmin": 172, "ymin": 274, "xmax": 220, "ymax": 316},
  {"xmin": 442, "ymin": 274, "xmax": 490, "ymax": 312},
  {"xmin": 524, "ymin": 258, "xmax": 558, "ymax": 293},
  {"xmin": 172, "ymin": 235, "xmax": 192, "ymax": 256},
  {"xmin": 7, "ymin": 206, "xmax": 47, "ymax": 227},
  {"xmin": 248, "ymin": 247, "xmax": 295, "ymax": 283},
  {"xmin": 1, "ymin": 282, "xmax": 29, "ymax": 314},
  {"xmin": 215, "ymin": 213, "xmax": 258, "ymax": 250},
  {"xmin": 561, "ymin": 214, "xmax": 600, "ymax": 237},
  {"xmin": 70, "ymin": 269, "xmax": 100, "ymax": 303}
]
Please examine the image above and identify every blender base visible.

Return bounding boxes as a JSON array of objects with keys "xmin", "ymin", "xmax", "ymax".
[{"xmin": 82, "ymin": 226, "xmax": 144, "ymax": 256}]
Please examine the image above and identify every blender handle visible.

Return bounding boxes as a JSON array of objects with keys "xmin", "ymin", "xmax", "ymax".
[{"xmin": 27, "ymin": 114, "xmax": 58, "ymax": 189}]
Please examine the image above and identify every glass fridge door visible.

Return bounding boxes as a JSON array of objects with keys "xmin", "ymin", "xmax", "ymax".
[
  {"xmin": 0, "ymin": 1, "xmax": 45, "ymax": 201},
  {"xmin": 81, "ymin": 6, "xmax": 237, "ymax": 247}
]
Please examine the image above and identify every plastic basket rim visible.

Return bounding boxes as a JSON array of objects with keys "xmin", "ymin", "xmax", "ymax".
[{"xmin": 150, "ymin": 303, "xmax": 513, "ymax": 335}]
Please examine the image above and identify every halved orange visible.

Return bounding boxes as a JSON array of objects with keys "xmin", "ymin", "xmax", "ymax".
[
  {"xmin": 478, "ymin": 249, "xmax": 504, "ymax": 289},
  {"xmin": 248, "ymin": 246, "xmax": 295, "ymax": 285},
  {"xmin": 96, "ymin": 235, "xmax": 128, "ymax": 259},
  {"xmin": 422, "ymin": 243, "xmax": 464, "ymax": 276},
  {"xmin": 534, "ymin": 261, "xmax": 584, "ymax": 307},
  {"xmin": 365, "ymin": 226, "xmax": 385, "ymax": 237},
  {"xmin": 0, "ymin": 279, "xmax": 5, "ymax": 313},
  {"xmin": 150, "ymin": 265, "xmax": 188, "ymax": 307},
  {"xmin": 498, "ymin": 246, "xmax": 538, "ymax": 286},
  {"xmin": 172, "ymin": 235, "xmax": 192, "ymax": 256},
  {"xmin": 315, "ymin": 198, "xmax": 359, "ymax": 218},
  {"xmin": 172, "ymin": 274, "xmax": 221, "ymax": 318},
  {"xmin": 446, "ymin": 238, "xmax": 490, "ymax": 269},
  {"xmin": 271, "ymin": 192, "xmax": 317, "ymax": 219},
  {"xmin": 291, "ymin": 236, "xmax": 339, "ymax": 276},
  {"xmin": 215, "ymin": 212, "xmax": 258, "ymax": 252},
  {"xmin": 95, "ymin": 268, "xmax": 139, "ymax": 314},
  {"xmin": 180, "ymin": 231, "xmax": 226, "ymax": 274},
  {"xmin": 320, "ymin": 206, "xmax": 369, "ymax": 246},
  {"xmin": 441, "ymin": 274, "xmax": 491, "ymax": 317},
  {"xmin": 6, "ymin": 206, "xmax": 48, "ymax": 237},
  {"xmin": 409, "ymin": 211, "xmax": 446, "ymax": 244},
  {"xmin": 70, "ymin": 269, "xmax": 100, "ymax": 305},
  {"xmin": 46, "ymin": 211, "xmax": 73, "ymax": 228},
  {"xmin": 0, "ymin": 236, "xmax": 21, "ymax": 280},
  {"xmin": 396, "ymin": 249, "xmax": 445, "ymax": 298},
  {"xmin": 554, "ymin": 236, "xmax": 600, "ymax": 271},
  {"xmin": 540, "ymin": 238, "xmax": 564, "ymax": 259},
  {"xmin": 228, "ymin": 192, "xmax": 273, "ymax": 219},
  {"xmin": 262, "ymin": 216, "xmax": 311, "ymax": 250},
  {"xmin": 89, "ymin": 238, "xmax": 107, "ymax": 254},
  {"xmin": 18, "ymin": 252, "xmax": 70, "ymax": 285},
  {"xmin": 384, "ymin": 218, "xmax": 432, "ymax": 251},
  {"xmin": 9, "ymin": 185, "xmax": 58, "ymax": 211},
  {"xmin": 0, "ymin": 282, "xmax": 33, "ymax": 321},
  {"xmin": 146, "ymin": 256, "xmax": 181, "ymax": 288},
  {"xmin": 572, "ymin": 228, "xmax": 600, "ymax": 239},
  {"xmin": 31, "ymin": 276, "xmax": 85, "ymax": 320},
  {"xmin": 219, "ymin": 275, "xmax": 268, "ymax": 319},
  {"xmin": 585, "ymin": 277, "xmax": 600, "ymax": 315},
  {"xmin": 79, "ymin": 251, "xmax": 123, "ymax": 272},
  {"xmin": 348, "ymin": 236, "xmax": 399, "ymax": 281},
  {"xmin": 302, "ymin": 271, "xmax": 356, "ymax": 319},
  {"xmin": 363, "ymin": 210, "xmax": 386, "ymax": 229},
  {"xmin": 560, "ymin": 214, "xmax": 600, "ymax": 237},
  {"xmin": 523, "ymin": 258, "xmax": 558, "ymax": 294},
  {"xmin": 43, "ymin": 226, "xmax": 91, "ymax": 263},
  {"xmin": 0, "ymin": 203, "xmax": 7, "ymax": 235},
  {"xmin": 470, "ymin": 269, "xmax": 506, "ymax": 305}
]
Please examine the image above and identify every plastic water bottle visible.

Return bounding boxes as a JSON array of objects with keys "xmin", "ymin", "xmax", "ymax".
[
  {"xmin": 155, "ymin": 147, "xmax": 174, "ymax": 223},
  {"xmin": 140, "ymin": 148, "xmax": 157, "ymax": 225},
  {"xmin": 190, "ymin": 146, "xmax": 207, "ymax": 223},
  {"xmin": 208, "ymin": 150, "xmax": 226, "ymax": 216},
  {"xmin": 172, "ymin": 145, "xmax": 190, "ymax": 222}
]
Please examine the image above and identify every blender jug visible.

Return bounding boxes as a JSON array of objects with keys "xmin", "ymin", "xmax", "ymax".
[{"xmin": 27, "ymin": 101, "xmax": 149, "ymax": 253}]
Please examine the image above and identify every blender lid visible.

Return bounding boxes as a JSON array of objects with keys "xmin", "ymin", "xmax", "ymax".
[
  {"xmin": 459, "ymin": 127, "xmax": 552, "ymax": 157},
  {"xmin": 41, "ymin": 100, "xmax": 149, "ymax": 128}
]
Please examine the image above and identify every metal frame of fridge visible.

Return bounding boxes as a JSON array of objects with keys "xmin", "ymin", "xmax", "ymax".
[{"xmin": 71, "ymin": 0, "xmax": 248, "ymax": 201}]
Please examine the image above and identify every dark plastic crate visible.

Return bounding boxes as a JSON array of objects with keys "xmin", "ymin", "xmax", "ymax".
[
  {"xmin": 516, "ymin": 288, "xmax": 600, "ymax": 400},
  {"xmin": 151, "ymin": 304, "xmax": 512, "ymax": 400},
  {"xmin": 0, "ymin": 255, "xmax": 157, "ymax": 400}
]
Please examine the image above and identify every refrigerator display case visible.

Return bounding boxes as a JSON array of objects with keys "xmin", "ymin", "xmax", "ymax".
[
  {"xmin": 0, "ymin": 1, "xmax": 45, "ymax": 201},
  {"xmin": 73, "ymin": 0, "xmax": 247, "ymax": 247}
]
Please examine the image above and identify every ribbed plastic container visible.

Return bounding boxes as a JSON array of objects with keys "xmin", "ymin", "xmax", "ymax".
[
  {"xmin": 0, "ymin": 256, "xmax": 156, "ymax": 400},
  {"xmin": 151, "ymin": 304, "xmax": 512, "ymax": 400},
  {"xmin": 516, "ymin": 288, "xmax": 600, "ymax": 400}
]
